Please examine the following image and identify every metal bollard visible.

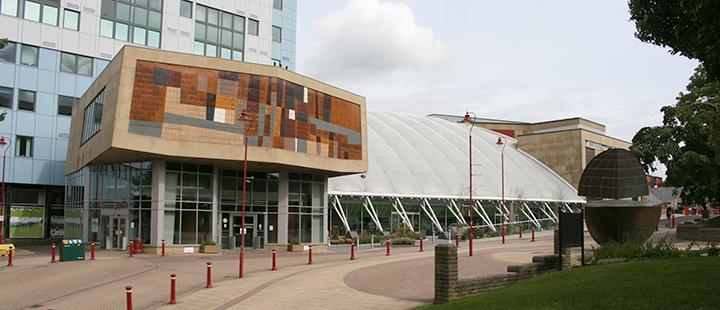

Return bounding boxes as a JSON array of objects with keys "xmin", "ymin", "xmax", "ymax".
[
  {"xmin": 7, "ymin": 248, "xmax": 13, "ymax": 266},
  {"xmin": 271, "ymin": 249, "xmax": 277, "ymax": 271},
  {"xmin": 671, "ymin": 216, "xmax": 676, "ymax": 229},
  {"xmin": 206, "ymin": 262, "xmax": 212, "ymax": 288},
  {"xmin": 419, "ymin": 237, "xmax": 424, "ymax": 252},
  {"xmin": 455, "ymin": 233, "xmax": 459, "ymax": 247},
  {"xmin": 169, "ymin": 273, "xmax": 177, "ymax": 304},
  {"xmin": 91, "ymin": 241, "xmax": 96, "ymax": 260},
  {"xmin": 308, "ymin": 244, "xmax": 313, "ymax": 265},
  {"xmin": 519, "ymin": 224, "xmax": 523, "ymax": 239},
  {"xmin": 125, "ymin": 285, "xmax": 133, "ymax": 310},
  {"xmin": 161, "ymin": 239, "xmax": 166, "ymax": 257},
  {"xmin": 502, "ymin": 225, "xmax": 506, "ymax": 244},
  {"xmin": 129, "ymin": 241, "xmax": 134, "ymax": 258},
  {"xmin": 51, "ymin": 243, "xmax": 56, "ymax": 263},
  {"xmin": 385, "ymin": 239, "xmax": 391, "ymax": 256},
  {"xmin": 531, "ymin": 226, "xmax": 535, "ymax": 242},
  {"xmin": 350, "ymin": 241, "xmax": 355, "ymax": 260}
]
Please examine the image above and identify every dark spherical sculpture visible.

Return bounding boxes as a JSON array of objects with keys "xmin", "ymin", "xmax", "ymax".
[{"xmin": 579, "ymin": 149, "xmax": 660, "ymax": 244}]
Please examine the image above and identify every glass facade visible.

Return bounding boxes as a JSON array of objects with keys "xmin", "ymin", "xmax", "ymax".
[{"xmin": 65, "ymin": 161, "xmax": 329, "ymax": 249}]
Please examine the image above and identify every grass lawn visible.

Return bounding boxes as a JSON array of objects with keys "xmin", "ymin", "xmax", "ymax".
[{"xmin": 421, "ymin": 256, "xmax": 720, "ymax": 310}]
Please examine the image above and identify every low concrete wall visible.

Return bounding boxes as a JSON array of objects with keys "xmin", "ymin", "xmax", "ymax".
[
  {"xmin": 677, "ymin": 223, "xmax": 720, "ymax": 241},
  {"xmin": 434, "ymin": 244, "xmax": 570, "ymax": 304}
]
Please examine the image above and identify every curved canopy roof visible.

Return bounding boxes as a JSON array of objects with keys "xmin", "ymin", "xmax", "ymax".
[{"xmin": 328, "ymin": 110, "xmax": 583, "ymax": 203}]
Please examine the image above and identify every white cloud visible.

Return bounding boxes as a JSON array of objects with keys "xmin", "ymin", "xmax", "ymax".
[{"xmin": 301, "ymin": 0, "xmax": 449, "ymax": 81}]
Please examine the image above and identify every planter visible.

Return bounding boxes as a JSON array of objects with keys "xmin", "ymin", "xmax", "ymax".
[
  {"xmin": 200, "ymin": 244, "xmax": 219, "ymax": 254},
  {"xmin": 287, "ymin": 244, "xmax": 303, "ymax": 252}
]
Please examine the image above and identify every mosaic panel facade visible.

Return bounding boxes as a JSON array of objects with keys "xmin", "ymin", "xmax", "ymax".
[{"xmin": 129, "ymin": 61, "xmax": 363, "ymax": 160}]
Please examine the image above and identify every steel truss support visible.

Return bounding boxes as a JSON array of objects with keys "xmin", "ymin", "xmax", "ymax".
[
  {"xmin": 331, "ymin": 195, "xmax": 351, "ymax": 232},
  {"xmin": 421, "ymin": 198, "xmax": 444, "ymax": 233},
  {"xmin": 495, "ymin": 201, "xmax": 511, "ymax": 222},
  {"xmin": 448, "ymin": 200, "xmax": 467, "ymax": 224},
  {"xmin": 541, "ymin": 202, "xmax": 558, "ymax": 222},
  {"xmin": 392, "ymin": 197, "xmax": 414, "ymax": 231},
  {"xmin": 363, "ymin": 196, "xmax": 384, "ymax": 232},
  {"xmin": 474, "ymin": 201, "xmax": 497, "ymax": 232},
  {"xmin": 521, "ymin": 202, "xmax": 542, "ymax": 229}
]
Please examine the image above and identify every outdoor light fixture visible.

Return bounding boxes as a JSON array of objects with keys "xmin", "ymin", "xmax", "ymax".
[
  {"xmin": 237, "ymin": 110, "xmax": 257, "ymax": 278},
  {"xmin": 463, "ymin": 111, "xmax": 476, "ymax": 257},
  {"xmin": 0, "ymin": 136, "xmax": 10, "ymax": 244},
  {"xmin": 496, "ymin": 136, "xmax": 507, "ymax": 244}
]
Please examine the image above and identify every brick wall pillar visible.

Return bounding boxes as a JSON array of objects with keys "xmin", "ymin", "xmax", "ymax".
[{"xmin": 435, "ymin": 243, "xmax": 458, "ymax": 304}]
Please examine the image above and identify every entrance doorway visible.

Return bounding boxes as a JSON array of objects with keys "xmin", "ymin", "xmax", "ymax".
[
  {"xmin": 107, "ymin": 216, "xmax": 128, "ymax": 250},
  {"xmin": 222, "ymin": 213, "xmax": 265, "ymax": 249}
]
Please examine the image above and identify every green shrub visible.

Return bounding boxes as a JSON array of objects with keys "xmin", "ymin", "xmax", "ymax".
[
  {"xmin": 201, "ymin": 240, "xmax": 217, "ymax": 246},
  {"xmin": 591, "ymin": 237, "xmax": 713, "ymax": 262},
  {"xmin": 390, "ymin": 237, "xmax": 416, "ymax": 245},
  {"xmin": 391, "ymin": 226, "xmax": 419, "ymax": 240},
  {"xmin": 358, "ymin": 230, "xmax": 383, "ymax": 244},
  {"xmin": 289, "ymin": 239, "xmax": 301, "ymax": 245}
]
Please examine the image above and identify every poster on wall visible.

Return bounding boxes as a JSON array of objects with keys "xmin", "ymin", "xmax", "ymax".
[{"xmin": 9, "ymin": 206, "xmax": 45, "ymax": 238}]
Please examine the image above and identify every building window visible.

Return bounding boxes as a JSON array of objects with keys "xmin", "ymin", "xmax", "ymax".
[
  {"xmin": 273, "ymin": 0, "xmax": 282, "ymax": 10},
  {"xmin": 194, "ymin": 4, "xmax": 244, "ymax": 60},
  {"xmin": 1, "ymin": 0, "xmax": 19, "ymax": 16},
  {"xmin": 0, "ymin": 86, "xmax": 12, "ymax": 108},
  {"xmin": 23, "ymin": 0, "xmax": 40, "ymax": 21},
  {"xmin": 99, "ymin": 0, "xmax": 162, "ymax": 48},
  {"xmin": 0, "ymin": 41, "xmax": 16, "ymax": 63},
  {"xmin": 272, "ymin": 58, "xmax": 281, "ymax": 67},
  {"xmin": 165, "ymin": 162, "xmax": 214, "ymax": 244},
  {"xmin": 60, "ymin": 52, "xmax": 93, "ymax": 76},
  {"xmin": 63, "ymin": 9, "xmax": 80, "ymax": 30},
  {"xmin": 248, "ymin": 18, "xmax": 258, "ymax": 36},
  {"xmin": 19, "ymin": 44, "xmax": 38, "ymax": 66},
  {"xmin": 57, "ymin": 95, "xmax": 75, "ymax": 116},
  {"xmin": 40, "ymin": 2, "xmax": 57, "ymax": 25},
  {"xmin": 82, "ymin": 89, "xmax": 105, "ymax": 143},
  {"xmin": 15, "ymin": 136, "xmax": 33, "ymax": 157},
  {"xmin": 18, "ymin": 89, "xmax": 35, "ymax": 111},
  {"xmin": 272, "ymin": 26, "xmax": 281, "ymax": 42},
  {"xmin": 179, "ymin": 0, "xmax": 192, "ymax": 18}
]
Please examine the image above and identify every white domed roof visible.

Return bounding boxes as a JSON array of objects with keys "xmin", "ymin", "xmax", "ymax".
[{"xmin": 328, "ymin": 110, "xmax": 583, "ymax": 203}]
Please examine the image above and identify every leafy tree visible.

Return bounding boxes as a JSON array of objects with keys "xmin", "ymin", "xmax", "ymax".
[
  {"xmin": 0, "ymin": 38, "xmax": 6, "ymax": 48},
  {"xmin": 631, "ymin": 66, "xmax": 720, "ymax": 213},
  {"xmin": 628, "ymin": 0, "xmax": 720, "ymax": 80}
]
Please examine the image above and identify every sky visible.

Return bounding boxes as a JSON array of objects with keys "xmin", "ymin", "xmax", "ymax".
[{"xmin": 295, "ymin": 0, "xmax": 698, "ymax": 147}]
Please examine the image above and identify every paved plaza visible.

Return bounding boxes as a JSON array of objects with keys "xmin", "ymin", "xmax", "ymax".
[{"xmin": 0, "ymin": 224, "xmax": 688, "ymax": 310}]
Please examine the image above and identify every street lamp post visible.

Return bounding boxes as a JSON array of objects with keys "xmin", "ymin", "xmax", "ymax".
[
  {"xmin": 462, "ymin": 112, "xmax": 476, "ymax": 256},
  {"xmin": 496, "ymin": 137, "xmax": 506, "ymax": 244},
  {"xmin": 237, "ymin": 111, "xmax": 257, "ymax": 278},
  {"xmin": 0, "ymin": 136, "xmax": 10, "ymax": 244}
]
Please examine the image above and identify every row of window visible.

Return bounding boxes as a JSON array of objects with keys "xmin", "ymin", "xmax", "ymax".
[
  {"xmin": 0, "ymin": 42, "xmax": 95, "ymax": 76},
  {"xmin": 100, "ymin": 0, "xmax": 163, "ymax": 48},
  {"xmin": 0, "ymin": 0, "xmax": 81, "ymax": 31},
  {"xmin": 0, "ymin": 86, "xmax": 77, "ymax": 114},
  {"xmin": 81, "ymin": 89, "xmax": 105, "ymax": 144}
]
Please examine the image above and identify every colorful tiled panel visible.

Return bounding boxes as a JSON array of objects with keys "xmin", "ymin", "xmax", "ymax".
[{"xmin": 129, "ymin": 61, "xmax": 363, "ymax": 160}]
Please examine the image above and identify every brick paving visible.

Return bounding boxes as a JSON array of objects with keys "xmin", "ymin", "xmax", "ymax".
[{"xmin": 0, "ymin": 226, "xmax": 687, "ymax": 310}]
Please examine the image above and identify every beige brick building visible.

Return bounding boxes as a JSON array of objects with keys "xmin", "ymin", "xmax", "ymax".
[{"xmin": 429, "ymin": 115, "xmax": 631, "ymax": 190}]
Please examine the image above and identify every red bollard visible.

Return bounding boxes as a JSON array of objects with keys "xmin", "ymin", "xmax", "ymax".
[
  {"xmin": 271, "ymin": 249, "xmax": 277, "ymax": 271},
  {"xmin": 531, "ymin": 226, "xmax": 535, "ymax": 242},
  {"xmin": 125, "ymin": 285, "xmax": 133, "ymax": 310},
  {"xmin": 385, "ymin": 239, "xmax": 391, "ymax": 256},
  {"xmin": 91, "ymin": 241, "xmax": 96, "ymax": 260},
  {"xmin": 169, "ymin": 273, "xmax": 177, "ymax": 304},
  {"xmin": 671, "ymin": 215, "xmax": 676, "ymax": 229},
  {"xmin": 51, "ymin": 243, "xmax": 56, "ymax": 263},
  {"xmin": 519, "ymin": 225, "xmax": 523, "ymax": 239},
  {"xmin": 455, "ymin": 233, "xmax": 460, "ymax": 247},
  {"xmin": 161, "ymin": 239, "xmax": 166, "ymax": 257},
  {"xmin": 419, "ymin": 237, "xmax": 424, "ymax": 252},
  {"xmin": 7, "ymin": 248, "xmax": 13, "ymax": 266},
  {"xmin": 129, "ymin": 241, "xmax": 134, "ymax": 258},
  {"xmin": 308, "ymin": 244, "xmax": 313, "ymax": 265},
  {"xmin": 350, "ymin": 241, "xmax": 356, "ymax": 260},
  {"xmin": 206, "ymin": 262, "xmax": 212, "ymax": 288},
  {"xmin": 502, "ymin": 225, "xmax": 506, "ymax": 244}
]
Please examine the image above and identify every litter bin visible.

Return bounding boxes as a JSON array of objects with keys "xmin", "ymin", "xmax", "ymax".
[
  {"xmin": 133, "ymin": 238, "xmax": 143, "ymax": 254},
  {"xmin": 59, "ymin": 239, "xmax": 85, "ymax": 262},
  {"xmin": 254, "ymin": 236, "xmax": 264, "ymax": 249}
]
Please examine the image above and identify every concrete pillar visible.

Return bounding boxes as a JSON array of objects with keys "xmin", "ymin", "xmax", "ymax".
[
  {"xmin": 150, "ymin": 160, "xmax": 165, "ymax": 246},
  {"xmin": 434, "ymin": 243, "xmax": 458, "ymax": 304},
  {"xmin": 82, "ymin": 167, "xmax": 90, "ymax": 242},
  {"xmin": 277, "ymin": 171, "xmax": 289, "ymax": 244}
]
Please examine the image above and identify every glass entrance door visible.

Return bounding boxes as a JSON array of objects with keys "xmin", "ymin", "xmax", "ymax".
[
  {"xmin": 232, "ymin": 214, "xmax": 255, "ymax": 249},
  {"xmin": 108, "ymin": 216, "xmax": 128, "ymax": 250}
]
